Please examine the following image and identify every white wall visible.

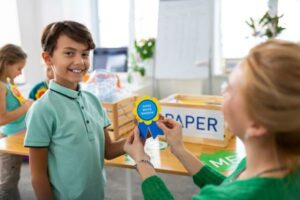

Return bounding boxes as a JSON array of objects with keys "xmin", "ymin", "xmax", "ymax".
[
  {"xmin": 16, "ymin": 0, "xmax": 227, "ymax": 98},
  {"xmin": 155, "ymin": 79, "xmax": 203, "ymax": 98},
  {"xmin": 16, "ymin": 0, "xmax": 94, "ymax": 85},
  {"xmin": 17, "ymin": 0, "xmax": 42, "ymax": 86},
  {"xmin": 155, "ymin": 75, "xmax": 228, "ymax": 99}
]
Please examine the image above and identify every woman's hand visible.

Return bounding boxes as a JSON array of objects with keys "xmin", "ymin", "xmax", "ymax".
[
  {"xmin": 158, "ymin": 118, "xmax": 204, "ymax": 175},
  {"xmin": 157, "ymin": 118, "xmax": 185, "ymax": 155},
  {"xmin": 124, "ymin": 127, "xmax": 149, "ymax": 162}
]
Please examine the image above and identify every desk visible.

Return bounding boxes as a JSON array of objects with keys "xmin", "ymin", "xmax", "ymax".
[{"xmin": 0, "ymin": 133, "xmax": 245, "ymax": 176}]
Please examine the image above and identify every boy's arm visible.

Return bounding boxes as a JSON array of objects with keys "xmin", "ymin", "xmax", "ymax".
[
  {"xmin": 29, "ymin": 148, "xmax": 54, "ymax": 200},
  {"xmin": 104, "ymin": 128, "xmax": 126, "ymax": 160}
]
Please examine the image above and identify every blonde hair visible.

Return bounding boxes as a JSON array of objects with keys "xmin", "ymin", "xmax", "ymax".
[
  {"xmin": 0, "ymin": 44, "xmax": 27, "ymax": 76},
  {"xmin": 241, "ymin": 39, "xmax": 300, "ymax": 170}
]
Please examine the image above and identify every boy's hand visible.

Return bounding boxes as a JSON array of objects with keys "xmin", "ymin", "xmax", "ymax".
[{"xmin": 124, "ymin": 127, "xmax": 149, "ymax": 162}]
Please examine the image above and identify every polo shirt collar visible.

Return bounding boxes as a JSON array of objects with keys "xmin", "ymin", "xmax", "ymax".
[{"xmin": 49, "ymin": 80, "xmax": 82, "ymax": 99}]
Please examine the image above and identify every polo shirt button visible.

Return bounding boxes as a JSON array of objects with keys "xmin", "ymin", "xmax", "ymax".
[
  {"xmin": 86, "ymin": 120, "xmax": 89, "ymax": 124},
  {"xmin": 81, "ymin": 106, "xmax": 84, "ymax": 109}
]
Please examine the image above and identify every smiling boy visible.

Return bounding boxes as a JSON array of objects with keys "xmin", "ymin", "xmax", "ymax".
[{"xmin": 24, "ymin": 21, "xmax": 126, "ymax": 200}]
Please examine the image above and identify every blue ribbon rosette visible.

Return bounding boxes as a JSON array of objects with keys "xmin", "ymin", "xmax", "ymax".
[{"xmin": 133, "ymin": 96, "xmax": 164, "ymax": 140}]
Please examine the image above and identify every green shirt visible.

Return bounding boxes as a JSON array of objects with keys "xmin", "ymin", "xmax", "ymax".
[
  {"xmin": 24, "ymin": 81, "xmax": 110, "ymax": 200},
  {"xmin": 142, "ymin": 158, "xmax": 300, "ymax": 200},
  {"xmin": 0, "ymin": 81, "xmax": 26, "ymax": 135}
]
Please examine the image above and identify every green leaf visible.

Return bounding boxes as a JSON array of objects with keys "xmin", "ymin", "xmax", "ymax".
[
  {"xmin": 265, "ymin": 29, "xmax": 274, "ymax": 38},
  {"xmin": 258, "ymin": 11, "xmax": 268, "ymax": 24},
  {"xmin": 139, "ymin": 67, "xmax": 145, "ymax": 76},
  {"xmin": 134, "ymin": 38, "xmax": 156, "ymax": 61},
  {"xmin": 247, "ymin": 11, "xmax": 285, "ymax": 39}
]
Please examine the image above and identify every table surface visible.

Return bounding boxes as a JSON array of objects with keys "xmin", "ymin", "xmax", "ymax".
[{"xmin": 0, "ymin": 133, "xmax": 245, "ymax": 176}]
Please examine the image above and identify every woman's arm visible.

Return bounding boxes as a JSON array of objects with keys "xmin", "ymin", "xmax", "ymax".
[
  {"xmin": 124, "ymin": 128, "xmax": 174, "ymax": 200},
  {"xmin": 0, "ymin": 84, "xmax": 32, "ymax": 125},
  {"xmin": 104, "ymin": 128, "xmax": 126, "ymax": 159},
  {"xmin": 157, "ymin": 118, "xmax": 204, "ymax": 175},
  {"xmin": 29, "ymin": 148, "xmax": 54, "ymax": 200},
  {"xmin": 171, "ymin": 145, "xmax": 204, "ymax": 176},
  {"xmin": 158, "ymin": 118, "xmax": 226, "ymax": 187}
]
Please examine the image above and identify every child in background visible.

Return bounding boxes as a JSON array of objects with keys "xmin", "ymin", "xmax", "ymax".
[
  {"xmin": 24, "ymin": 21, "xmax": 126, "ymax": 200},
  {"xmin": 28, "ymin": 65, "xmax": 54, "ymax": 100},
  {"xmin": 0, "ymin": 44, "xmax": 33, "ymax": 200}
]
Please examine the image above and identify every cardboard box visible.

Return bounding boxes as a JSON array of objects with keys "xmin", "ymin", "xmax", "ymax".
[
  {"xmin": 103, "ymin": 96, "xmax": 137, "ymax": 140},
  {"xmin": 160, "ymin": 94, "xmax": 232, "ymax": 147}
]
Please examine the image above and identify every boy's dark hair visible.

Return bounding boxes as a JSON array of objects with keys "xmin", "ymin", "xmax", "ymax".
[
  {"xmin": 0, "ymin": 44, "xmax": 27, "ymax": 75},
  {"xmin": 41, "ymin": 21, "xmax": 95, "ymax": 56}
]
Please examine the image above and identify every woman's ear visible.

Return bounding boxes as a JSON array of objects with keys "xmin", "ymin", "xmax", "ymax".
[
  {"xmin": 245, "ymin": 122, "xmax": 268, "ymax": 139},
  {"xmin": 42, "ymin": 52, "xmax": 52, "ymax": 66}
]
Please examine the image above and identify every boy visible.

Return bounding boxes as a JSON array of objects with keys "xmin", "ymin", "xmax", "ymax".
[{"xmin": 24, "ymin": 21, "xmax": 126, "ymax": 200}]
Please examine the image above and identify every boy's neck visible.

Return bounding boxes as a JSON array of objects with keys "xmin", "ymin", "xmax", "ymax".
[{"xmin": 54, "ymin": 80, "xmax": 80, "ymax": 91}]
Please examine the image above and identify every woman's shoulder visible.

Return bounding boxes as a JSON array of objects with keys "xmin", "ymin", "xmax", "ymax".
[{"xmin": 196, "ymin": 176, "xmax": 296, "ymax": 200}]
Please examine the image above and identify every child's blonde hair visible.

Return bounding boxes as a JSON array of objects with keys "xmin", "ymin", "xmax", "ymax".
[
  {"xmin": 0, "ymin": 44, "xmax": 27, "ymax": 76},
  {"xmin": 241, "ymin": 39, "xmax": 300, "ymax": 170}
]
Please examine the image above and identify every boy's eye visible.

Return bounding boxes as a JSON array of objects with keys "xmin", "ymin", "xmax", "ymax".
[
  {"xmin": 82, "ymin": 52, "xmax": 89, "ymax": 58},
  {"xmin": 64, "ymin": 51, "xmax": 74, "ymax": 56}
]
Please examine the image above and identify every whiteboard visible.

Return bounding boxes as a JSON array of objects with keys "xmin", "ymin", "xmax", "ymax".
[{"xmin": 155, "ymin": 0, "xmax": 213, "ymax": 79}]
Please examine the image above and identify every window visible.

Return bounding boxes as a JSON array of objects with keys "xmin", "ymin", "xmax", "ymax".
[
  {"xmin": 221, "ymin": 0, "xmax": 268, "ymax": 59},
  {"xmin": 277, "ymin": 0, "xmax": 300, "ymax": 42},
  {"xmin": 98, "ymin": 0, "xmax": 130, "ymax": 47},
  {"xmin": 0, "ymin": 0, "xmax": 24, "ymax": 83},
  {"xmin": 220, "ymin": 0, "xmax": 300, "ymax": 73},
  {"xmin": 97, "ymin": 0, "xmax": 159, "ymax": 48},
  {"xmin": 0, "ymin": 0, "xmax": 21, "ymax": 47},
  {"xmin": 134, "ymin": 0, "xmax": 159, "ymax": 41}
]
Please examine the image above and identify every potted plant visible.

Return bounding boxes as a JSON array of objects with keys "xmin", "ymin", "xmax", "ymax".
[
  {"xmin": 127, "ymin": 38, "xmax": 156, "ymax": 83},
  {"xmin": 127, "ymin": 53, "xmax": 145, "ymax": 83},
  {"xmin": 246, "ymin": 11, "xmax": 285, "ymax": 39},
  {"xmin": 134, "ymin": 38, "xmax": 155, "ymax": 61}
]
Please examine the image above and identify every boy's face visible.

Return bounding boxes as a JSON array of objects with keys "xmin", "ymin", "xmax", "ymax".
[{"xmin": 43, "ymin": 34, "xmax": 90, "ymax": 90}]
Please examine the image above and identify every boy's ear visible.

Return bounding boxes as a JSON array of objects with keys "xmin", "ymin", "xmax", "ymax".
[{"xmin": 42, "ymin": 52, "xmax": 52, "ymax": 66}]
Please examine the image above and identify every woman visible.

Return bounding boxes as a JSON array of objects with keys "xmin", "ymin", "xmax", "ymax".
[{"xmin": 124, "ymin": 39, "xmax": 300, "ymax": 200}]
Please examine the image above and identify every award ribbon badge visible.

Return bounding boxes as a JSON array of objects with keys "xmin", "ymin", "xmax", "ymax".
[
  {"xmin": 10, "ymin": 84, "xmax": 26, "ymax": 104},
  {"xmin": 133, "ymin": 96, "xmax": 164, "ymax": 140}
]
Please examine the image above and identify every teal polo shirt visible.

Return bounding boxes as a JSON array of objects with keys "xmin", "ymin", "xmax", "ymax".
[
  {"xmin": 24, "ymin": 80, "xmax": 110, "ymax": 200},
  {"xmin": 0, "ymin": 81, "xmax": 26, "ymax": 135}
]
